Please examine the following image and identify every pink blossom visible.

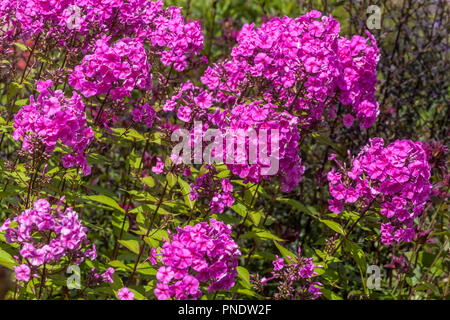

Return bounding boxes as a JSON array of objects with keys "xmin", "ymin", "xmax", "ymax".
[
  {"xmin": 154, "ymin": 219, "xmax": 241, "ymax": 300},
  {"xmin": 14, "ymin": 264, "xmax": 30, "ymax": 282},
  {"xmin": 117, "ymin": 287, "xmax": 135, "ymax": 300}
]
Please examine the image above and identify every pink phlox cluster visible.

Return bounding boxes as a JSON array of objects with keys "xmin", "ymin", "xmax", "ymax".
[
  {"xmin": 148, "ymin": 4, "xmax": 204, "ymax": 71},
  {"xmin": 253, "ymin": 248, "xmax": 322, "ymax": 300},
  {"xmin": 189, "ymin": 166, "xmax": 234, "ymax": 214},
  {"xmin": 327, "ymin": 138, "xmax": 431, "ymax": 245},
  {"xmin": 0, "ymin": 199, "xmax": 97, "ymax": 281},
  {"xmin": 69, "ymin": 35, "xmax": 151, "ymax": 100},
  {"xmin": 154, "ymin": 219, "xmax": 241, "ymax": 300},
  {"xmin": 131, "ymin": 103, "xmax": 157, "ymax": 128},
  {"xmin": 0, "ymin": 0, "xmax": 79, "ymax": 40},
  {"xmin": 86, "ymin": 267, "xmax": 115, "ymax": 286},
  {"xmin": 200, "ymin": 11, "xmax": 379, "ymax": 129},
  {"xmin": 337, "ymin": 31, "xmax": 380, "ymax": 129},
  {"xmin": 0, "ymin": 0, "xmax": 203, "ymax": 62},
  {"xmin": 223, "ymin": 101, "xmax": 305, "ymax": 192},
  {"xmin": 117, "ymin": 287, "xmax": 135, "ymax": 300},
  {"xmin": 163, "ymin": 81, "xmax": 213, "ymax": 123},
  {"xmin": 165, "ymin": 92, "xmax": 305, "ymax": 192},
  {"xmin": 13, "ymin": 80, "xmax": 93, "ymax": 175}
]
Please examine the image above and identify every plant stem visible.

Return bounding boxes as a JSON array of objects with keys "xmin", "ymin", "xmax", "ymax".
[{"xmin": 127, "ymin": 167, "xmax": 173, "ymax": 285}]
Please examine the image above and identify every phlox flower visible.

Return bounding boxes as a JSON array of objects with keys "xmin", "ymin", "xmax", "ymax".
[{"xmin": 118, "ymin": 287, "xmax": 135, "ymax": 300}]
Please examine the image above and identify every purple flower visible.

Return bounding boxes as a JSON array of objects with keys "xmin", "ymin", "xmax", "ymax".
[
  {"xmin": 156, "ymin": 266, "xmax": 174, "ymax": 284},
  {"xmin": 118, "ymin": 287, "xmax": 135, "ymax": 300},
  {"xmin": 102, "ymin": 268, "xmax": 115, "ymax": 283},
  {"xmin": 328, "ymin": 199, "xmax": 343, "ymax": 214},
  {"xmin": 327, "ymin": 138, "xmax": 432, "ymax": 245},
  {"xmin": 343, "ymin": 114, "xmax": 354, "ymax": 127},
  {"xmin": 14, "ymin": 264, "xmax": 30, "ymax": 282},
  {"xmin": 13, "ymin": 84, "xmax": 93, "ymax": 176},
  {"xmin": 154, "ymin": 219, "xmax": 241, "ymax": 300},
  {"xmin": 152, "ymin": 157, "xmax": 165, "ymax": 174},
  {"xmin": 177, "ymin": 105, "xmax": 192, "ymax": 122},
  {"xmin": 252, "ymin": 248, "xmax": 322, "ymax": 300},
  {"xmin": 273, "ymin": 256, "xmax": 284, "ymax": 271},
  {"xmin": 1, "ymin": 199, "xmax": 97, "ymax": 268}
]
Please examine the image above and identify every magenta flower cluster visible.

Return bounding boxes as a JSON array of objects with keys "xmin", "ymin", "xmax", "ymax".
[
  {"xmin": 0, "ymin": 199, "xmax": 97, "ymax": 282},
  {"xmin": 253, "ymin": 248, "xmax": 322, "ymax": 300},
  {"xmin": 165, "ymin": 88, "xmax": 305, "ymax": 193},
  {"xmin": 1, "ymin": 0, "xmax": 203, "ymax": 60},
  {"xmin": 327, "ymin": 138, "xmax": 432, "ymax": 244},
  {"xmin": 200, "ymin": 10, "xmax": 379, "ymax": 129},
  {"xmin": 13, "ymin": 80, "xmax": 94, "ymax": 175},
  {"xmin": 189, "ymin": 166, "xmax": 234, "ymax": 214},
  {"xmin": 1, "ymin": 0, "xmax": 419, "ymax": 300},
  {"xmin": 161, "ymin": 10, "xmax": 379, "ymax": 199},
  {"xmin": 131, "ymin": 103, "xmax": 157, "ymax": 129},
  {"xmin": 69, "ymin": 35, "xmax": 151, "ymax": 100},
  {"xmin": 2, "ymin": 0, "xmax": 204, "ymax": 131},
  {"xmin": 336, "ymin": 33, "xmax": 380, "ymax": 128},
  {"xmin": 224, "ymin": 101, "xmax": 304, "ymax": 192},
  {"xmin": 146, "ymin": 4, "xmax": 204, "ymax": 71},
  {"xmin": 118, "ymin": 287, "xmax": 135, "ymax": 300},
  {"xmin": 163, "ymin": 81, "xmax": 213, "ymax": 122},
  {"xmin": 154, "ymin": 219, "xmax": 241, "ymax": 300},
  {"xmin": 86, "ymin": 267, "xmax": 115, "ymax": 287}
]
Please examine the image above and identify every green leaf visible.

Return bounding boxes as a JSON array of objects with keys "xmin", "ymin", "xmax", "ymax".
[
  {"xmin": 109, "ymin": 260, "xmax": 132, "ymax": 271},
  {"xmin": 231, "ymin": 203, "xmax": 247, "ymax": 217},
  {"xmin": 14, "ymin": 42, "xmax": 30, "ymax": 51},
  {"xmin": 344, "ymin": 240, "xmax": 368, "ymax": 294},
  {"xmin": 167, "ymin": 173, "xmax": 177, "ymax": 188},
  {"xmin": 142, "ymin": 176, "xmax": 155, "ymax": 188},
  {"xmin": 216, "ymin": 169, "xmax": 230, "ymax": 178},
  {"xmin": 231, "ymin": 287, "xmax": 261, "ymax": 299},
  {"xmin": 236, "ymin": 266, "xmax": 251, "ymax": 288},
  {"xmin": 415, "ymin": 283, "xmax": 440, "ymax": 296},
  {"xmin": 244, "ymin": 185, "xmax": 258, "ymax": 206},
  {"xmin": 118, "ymin": 239, "xmax": 140, "ymax": 255},
  {"xmin": 111, "ymin": 210, "xmax": 129, "ymax": 237},
  {"xmin": 112, "ymin": 128, "xmax": 146, "ymax": 141},
  {"xmin": 243, "ymin": 229, "xmax": 284, "ymax": 241},
  {"xmin": 273, "ymin": 241, "xmax": 298, "ymax": 263},
  {"xmin": 320, "ymin": 219, "xmax": 345, "ymax": 235},
  {"xmin": 0, "ymin": 247, "xmax": 16, "ymax": 269},
  {"xmin": 129, "ymin": 288, "xmax": 147, "ymax": 300},
  {"xmin": 277, "ymin": 198, "xmax": 318, "ymax": 218},
  {"xmin": 15, "ymin": 98, "xmax": 29, "ymax": 107},
  {"xmin": 344, "ymin": 240, "xmax": 367, "ymax": 273},
  {"xmin": 249, "ymin": 210, "xmax": 261, "ymax": 226},
  {"xmin": 85, "ymin": 195, "xmax": 125, "ymax": 213},
  {"xmin": 110, "ymin": 272, "xmax": 125, "ymax": 293},
  {"xmin": 178, "ymin": 177, "xmax": 194, "ymax": 209},
  {"xmin": 126, "ymin": 129, "xmax": 146, "ymax": 141},
  {"xmin": 136, "ymin": 262, "xmax": 157, "ymax": 276},
  {"xmin": 7, "ymin": 82, "xmax": 22, "ymax": 102},
  {"xmin": 321, "ymin": 288, "xmax": 343, "ymax": 300}
]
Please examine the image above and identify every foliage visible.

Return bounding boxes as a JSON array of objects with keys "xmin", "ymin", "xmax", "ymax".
[{"xmin": 0, "ymin": 0, "xmax": 448, "ymax": 300}]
